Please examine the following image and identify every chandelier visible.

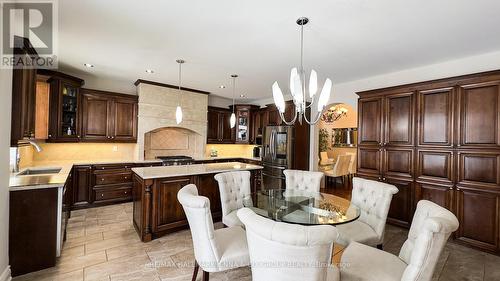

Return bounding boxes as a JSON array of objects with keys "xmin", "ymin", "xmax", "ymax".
[
  {"xmin": 175, "ymin": 59, "xmax": 184, "ymax": 124},
  {"xmin": 321, "ymin": 105, "xmax": 348, "ymax": 123},
  {"xmin": 272, "ymin": 17, "xmax": 332, "ymax": 125}
]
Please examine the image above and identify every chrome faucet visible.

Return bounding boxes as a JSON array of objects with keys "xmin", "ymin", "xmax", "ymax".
[{"xmin": 12, "ymin": 140, "xmax": 43, "ymax": 173}]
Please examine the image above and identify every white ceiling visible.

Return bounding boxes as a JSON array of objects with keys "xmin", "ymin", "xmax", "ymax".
[{"xmin": 58, "ymin": 0, "xmax": 500, "ymax": 101}]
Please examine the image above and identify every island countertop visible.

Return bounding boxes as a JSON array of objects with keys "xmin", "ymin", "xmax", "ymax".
[{"xmin": 131, "ymin": 161, "xmax": 263, "ymax": 180}]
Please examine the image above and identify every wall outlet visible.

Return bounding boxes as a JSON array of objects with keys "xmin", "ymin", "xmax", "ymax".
[{"xmin": 112, "ymin": 146, "xmax": 118, "ymax": 152}]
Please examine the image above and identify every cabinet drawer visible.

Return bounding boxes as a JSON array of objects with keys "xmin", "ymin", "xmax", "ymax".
[
  {"xmin": 94, "ymin": 187, "xmax": 132, "ymax": 202},
  {"xmin": 93, "ymin": 163, "xmax": 133, "ymax": 171},
  {"xmin": 95, "ymin": 172, "xmax": 132, "ymax": 185}
]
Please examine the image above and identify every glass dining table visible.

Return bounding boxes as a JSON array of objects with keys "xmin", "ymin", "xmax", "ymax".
[{"xmin": 242, "ymin": 189, "xmax": 360, "ymax": 226}]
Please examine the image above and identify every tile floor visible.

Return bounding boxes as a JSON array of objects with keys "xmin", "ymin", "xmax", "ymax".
[{"xmin": 12, "ymin": 202, "xmax": 500, "ymax": 281}]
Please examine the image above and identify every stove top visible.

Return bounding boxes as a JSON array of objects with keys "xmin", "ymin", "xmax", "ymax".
[{"xmin": 156, "ymin": 156, "xmax": 194, "ymax": 166}]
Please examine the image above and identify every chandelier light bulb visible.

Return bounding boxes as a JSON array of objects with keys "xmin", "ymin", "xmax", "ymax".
[
  {"xmin": 230, "ymin": 112, "xmax": 236, "ymax": 128},
  {"xmin": 175, "ymin": 106, "xmax": 183, "ymax": 124},
  {"xmin": 309, "ymin": 70, "xmax": 318, "ymax": 98},
  {"xmin": 272, "ymin": 81, "xmax": 286, "ymax": 113}
]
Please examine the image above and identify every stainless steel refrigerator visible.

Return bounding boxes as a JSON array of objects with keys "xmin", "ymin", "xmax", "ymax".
[{"xmin": 262, "ymin": 125, "xmax": 294, "ymax": 189}]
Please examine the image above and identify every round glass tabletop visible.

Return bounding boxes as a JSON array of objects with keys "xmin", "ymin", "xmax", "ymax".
[{"xmin": 242, "ymin": 189, "xmax": 360, "ymax": 226}]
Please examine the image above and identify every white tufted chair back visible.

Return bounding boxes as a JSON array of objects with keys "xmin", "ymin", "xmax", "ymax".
[
  {"xmin": 399, "ymin": 200, "xmax": 459, "ymax": 281},
  {"xmin": 283, "ymin": 169, "xmax": 324, "ymax": 193},
  {"xmin": 237, "ymin": 208, "xmax": 339, "ymax": 281},
  {"xmin": 177, "ymin": 184, "xmax": 219, "ymax": 271},
  {"xmin": 351, "ymin": 177, "xmax": 399, "ymax": 244},
  {"xmin": 214, "ymin": 171, "xmax": 251, "ymax": 218}
]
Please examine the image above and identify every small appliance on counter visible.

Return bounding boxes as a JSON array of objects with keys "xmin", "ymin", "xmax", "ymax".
[
  {"xmin": 253, "ymin": 146, "xmax": 262, "ymax": 158},
  {"xmin": 210, "ymin": 147, "xmax": 218, "ymax": 157}
]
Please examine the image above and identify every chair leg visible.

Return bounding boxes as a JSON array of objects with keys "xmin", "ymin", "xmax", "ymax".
[
  {"xmin": 192, "ymin": 260, "xmax": 199, "ymax": 281},
  {"xmin": 377, "ymin": 244, "xmax": 383, "ymax": 250},
  {"xmin": 202, "ymin": 270, "xmax": 210, "ymax": 281}
]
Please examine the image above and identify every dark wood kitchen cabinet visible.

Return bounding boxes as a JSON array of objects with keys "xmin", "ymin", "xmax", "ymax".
[
  {"xmin": 72, "ymin": 165, "xmax": 92, "ymax": 209},
  {"xmin": 207, "ymin": 106, "xmax": 234, "ymax": 144},
  {"xmin": 45, "ymin": 71, "xmax": 85, "ymax": 142},
  {"xmin": 92, "ymin": 163, "xmax": 134, "ymax": 204},
  {"xmin": 80, "ymin": 89, "xmax": 138, "ymax": 142},
  {"xmin": 10, "ymin": 37, "xmax": 38, "ymax": 146},
  {"xmin": 230, "ymin": 104, "xmax": 259, "ymax": 144},
  {"xmin": 357, "ymin": 69, "xmax": 500, "ymax": 254}
]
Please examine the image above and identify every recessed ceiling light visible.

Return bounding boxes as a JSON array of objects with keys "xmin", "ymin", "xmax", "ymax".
[
  {"xmin": 145, "ymin": 69, "xmax": 154, "ymax": 74},
  {"xmin": 83, "ymin": 63, "xmax": 94, "ymax": 68},
  {"xmin": 219, "ymin": 85, "xmax": 226, "ymax": 89}
]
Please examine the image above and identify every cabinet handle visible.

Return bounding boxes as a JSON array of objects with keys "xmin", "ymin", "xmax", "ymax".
[
  {"xmin": 48, "ymin": 134, "xmax": 52, "ymax": 138},
  {"xmin": 124, "ymin": 191, "xmax": 128, "ymax": 194},
  {"xmin": 101, "ymin": 178, "xmax": 104, "ymax": 181},
  {"xmin": 124, "ymin": 176, "xmax": 128, "ymax": 180},
  {"xmin": 101, "ymin": 194, "xmax": 104, "ymax": 197}
]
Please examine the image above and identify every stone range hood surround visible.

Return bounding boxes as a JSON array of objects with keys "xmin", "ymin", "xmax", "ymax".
[
  {"xmin": 144, "ymin": 127, "xmax": 203, "ymax": 160},
  {"xmin": 136, "ymin": 82, "xmax": 208, "ymax": 160}
]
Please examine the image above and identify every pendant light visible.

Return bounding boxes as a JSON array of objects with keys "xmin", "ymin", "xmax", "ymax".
[
  {"xmin": 230, "ymin": 74, "xmax": 238, "ymax": 128},
  {"xmin": 272, "ymin": 17, "xmax": 332, "ymax": 125},
  {"xmin": 175, "ymin": 59, "xmax": 184, "ymax": 124}
]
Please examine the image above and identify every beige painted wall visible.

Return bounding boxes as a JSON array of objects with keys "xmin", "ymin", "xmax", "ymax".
[{"xmin": 1, "ymin": 69, "xmax": 12, "ymax": 280}]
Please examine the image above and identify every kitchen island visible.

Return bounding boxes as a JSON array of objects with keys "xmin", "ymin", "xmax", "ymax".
[{"xmin": 131, "ymin": 161, "xmax": 263, "ymax": 242}]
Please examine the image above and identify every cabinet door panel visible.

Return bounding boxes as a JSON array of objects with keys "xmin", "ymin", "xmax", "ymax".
[
  {"xmin": 383, "ymin": 148, "xmax": 413, "ymax": 179},
  {"xmin": 197, "ymin": 174, "xmax": 222, "ymax": 218},
  {"xmin": 458, "ymin": 81, "xmax": 500, "ymax": 147},
  {"xmin": 152, "ymin": 177, "xmax": 191, "ymax": 233},
  {"xmin": 456, "ymin": 187, "xmax": 499, "ymax": 252},
  {"xmin": 415, "ymin": 183, "xmax": 453, "ymax": 211},
  {"xmin": 81, "ymin": 93, "xmax": 111, "ymax": 141},
  {"xmin": 458, "ymin": 151, "xmax": 500, "ymax": 187},
  {"xmin": 358, "ymin": 97, "xmax": 383, "ymax": 145},
  {"xmin": 417, "ymin": 88, "xmax": 454, "ymax": 146},
  {"xmin": 72, "ymin": 166, "xmax": 92, "ymax": 207},
  {"xmin": 113, "ymin": 99, "xmax": 137, "ymax": 141},
  {"xmin": 385, "ymin": 178, "xmax": 413, "ymax": 228},
  {"xmin": 384, "ymin": 93, "xmax": 414, "ymax": 146},
  {"xmin": 206, "ymin": 109, "xmax": 220, "ymax": 143},
  {"xmin": 416, "ymin": 150, "xmax": 453, "ymax": 183},
  {"xmin": 220, "ymin": 111, "xmax": 234, "ymax": 143},
  {"xmin": 357, "ymin": 147, "xmax": 382, "ymax": 176}
]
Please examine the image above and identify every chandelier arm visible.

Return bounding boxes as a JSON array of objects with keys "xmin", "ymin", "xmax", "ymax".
[
  {"xmin": 303, "ymin": 108, "xmax": 324, "ymax": 125},
  {"xmin": 279, "ymin": 109, "xmax": 298, "ymax": 126}
]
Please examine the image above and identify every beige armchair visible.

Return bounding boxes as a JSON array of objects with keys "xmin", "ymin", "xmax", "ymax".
[
  {"xmin": 237, "ymin": 207, "xmax": 340, "ymax": 281},
  {"xmin": 323, "ymin": 155, "xmax": 351, "ymax": 188},
  {"xmin": 340, "ymin": 200, "xmax": 459, "ymax": 281},
  {"xmin": 177, "ymin": 184, "xmax": 250, "ymax": 280}
]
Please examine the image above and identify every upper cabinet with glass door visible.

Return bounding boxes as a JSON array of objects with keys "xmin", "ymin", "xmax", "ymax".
[
  {"xmin": 44, "ymin": 71, "xmax": 84, "ymax": 142},
  {"xmin": 231, "ymin": 105, "xmax": 259, "ymax": 144}
]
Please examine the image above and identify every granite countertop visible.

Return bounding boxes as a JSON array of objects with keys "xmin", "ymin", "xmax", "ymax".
[
  {"xmin": 132, "ymin": 161, "xmax": 263, "ymax": 180},
  {"xmin": 194, "ymin": 156, "xmax": 262, "ymax": 162},
  {"xmin": 9, "ymin": 159, "xmax": 163, "ymax": 191},
  {"xmin": 9, "ymin": 164, "xmax": 73, "ymax": 191}
]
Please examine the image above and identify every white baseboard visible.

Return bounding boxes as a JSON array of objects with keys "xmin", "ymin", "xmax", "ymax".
[{"xmin": 0, "ymin": 266, "xmax": 11, "ymax": 281}]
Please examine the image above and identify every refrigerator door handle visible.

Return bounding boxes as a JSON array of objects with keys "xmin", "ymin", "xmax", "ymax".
[{"xmin": 269, "ymin": 130, "xmax": 275, "ymax": 160}]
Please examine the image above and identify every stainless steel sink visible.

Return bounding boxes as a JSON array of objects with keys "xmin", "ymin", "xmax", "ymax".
[{"xmin": 17, "ymin": 168, "xmax": 62, "ymax": 176}]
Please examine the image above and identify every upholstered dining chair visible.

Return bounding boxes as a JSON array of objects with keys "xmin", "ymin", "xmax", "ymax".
[
  {"xmin": 214, "ymin": 171, "xmax": 251, "ymax": 227},
  {"xmin": 283, "ymin": 169, "xmax": 324, "ymax": 193},
  {"xmin": 323, "ymin": 155, "xmax": 351, "ymax": 188},
  {"xmin": 340, "ymin": 200, "xmax": 459, "ymax": 281},
  {"xmin": 319, "ymin": 151, "xmax": 335, "ymax": 170},
  {"xmin": 177, "ymin": 184, "xmax": 250, "ymax": 281},
  {"xmin": 335, "ymin": 177, "xmax": 398, "ymax": 248},
  {"xmin": 237, "ymin": 208, "xmax": 340, "ymax": 281},
  {"xmin": 345, "ymin": 152, "xmax": 356, "ymax": 176}
]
